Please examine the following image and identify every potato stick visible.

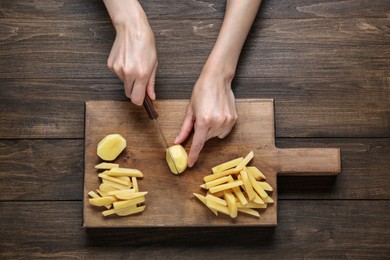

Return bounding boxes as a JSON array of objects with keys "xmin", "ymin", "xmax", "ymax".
[
  {"xmin": 209, "ymin": 180, "xmax": 243, "ymax": 194},
  {"xmin": 240, "ymin": 169, "xmax": 256, "ymax": 201},
  {"xmin": 115, "ymin": 205, "xmax": 146, "ymax": 217},
  {"xmin": 208, "ymin": 190, "xmax": 225, "ymax": 198},
  {"xmin": 96, "ymin": 189, "xmax": 107, "ymax": 197},
  {"xmin": 246, "ymin": 166, "xmax": 266, "ymax": 180},
  {"xmin": 234, "ymin": 151, "xmax": 254, "ymax": 171},
  {"xmin": 258, "ymin": 181, "xmax": 273, "ymax": 191},
  {"xmin": 247, "ymin": 171, "xmax": 269, "ymax": 199},
  {"xmin": 102, "ymin": 179, "xmax": 131, "ymax": 190},
  {"xmin": 263, "ymin": 195, "xmax": 274, "ymax": 204},
  {"xmin": 193, "ymin": 193, "xmax": 218, "ymax": 216},
  {"xmin": 98, "ymin": 173, "xmax": 130, "ymax": 186},
  {"xmin": 89, "ymin": 196, "xmax": 116, "ymax": 207},
  {"xmin": 204, "ymin": 176, "xmax": 231, "ymax": 189},
  {"xmin": 107, "ymin": 188, "xmax": 135, "ymax": 196},
  {"xmin": 99, "ymin": 183, "xmax": 120, "ymax": 192},
  {"xmin": 212, "ymin": 157, "xmax": 244, "ymax": 173},
  {"xmin": 107, "ymin": 167, "xmax": 143, "ymax": 178},
  {"xmin": 116, "ymin": 176, "xmax": 131, "ymax": 183},
  {"xmin": 204, "ymin": 168, "xmax": 239, "ymax": 183},
  {"xmin": 131, "ymin": 177, "xmax": 139, "ymax": 192},
  {"xmin": 231, "ymin": 186, "xmax": 248, "ymax": 206},
  {"xmin": 113, "ymin": 196, "xmax": 145, "ymax": 210},
  {"xmin": 88, "ymin": 191, "xmax": 100, "ymax": 198},
  {"xmin": 90, "ymin": 191, "xmax": 113, "ymax": 209},
  {"xmin": 95, "ymin": 162, "xmax": 119, "ymax": 170},
  {"xmin": 115, "ymin": 191, "xmax": 148, "ymax": 201},
  {"xmin": 253, "ymin": 193, "xmax": 265, "ymax": 204},
  {"xmin": 237, "ymin": 202, "xmax": 267, "ymax": 209},
  {"xmin": 206, "ymin": 200, "xmax": 230, "ymax": 216},
  {"xmin": 200, "ymin": 183, "xmax": 207, "ymax": 189},
  {"xmin": 101, "ymin": 208, "xmax": 116, "ymax": 216},
  {"xmin": 238, "ymin": 208, "xmax": 260, "ymax": 218},
  {"xmin": 223, "ymin": 190, "xmax": 238, "ymax": 218},
  {"xmin": 205, "ymin": 194, "xmax": 228, "ymax": 206}
]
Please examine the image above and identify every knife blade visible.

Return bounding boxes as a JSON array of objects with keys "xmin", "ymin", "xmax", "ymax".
[{"xmin": 143, "ymin": 96, "xmax": 180, "ymax": 174}]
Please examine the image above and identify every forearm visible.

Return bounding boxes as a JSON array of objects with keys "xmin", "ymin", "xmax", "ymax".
[
  {"xmin": 103, "ymin": 0, "xmax": 148, "ymax": 31},
  {"xmin": 204, "ymin": 0, "xmax": 262, "ymax": 81}
]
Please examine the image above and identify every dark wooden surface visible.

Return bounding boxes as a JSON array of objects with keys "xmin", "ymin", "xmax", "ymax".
[{"xmin": 0, "ymin": 0, "xmax": 389, "ymax": 258}]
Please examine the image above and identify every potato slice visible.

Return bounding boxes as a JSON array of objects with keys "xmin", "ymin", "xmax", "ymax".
[
  {"xmin": 95, "ymin": 162, "xmax": 120, "ymax": 170},
  {"xmin": 224, "ymin": 190, "xmax": 238, "ymax": 218},
  {"xmin": 206, "ymin": 200, "xmax": 230, "ymax": 216},
  {"xmin": 246, "ymin": 166, "xmax": 266, "ymax": 180},
  {"xmin": 212, "ymin": 157, "xmax": 243, "ymax": 173},
  {"xmin": 193, "ymin": 193, "xmax": 218, "ymax": 216},
  {"xmin": 102, "ymin": 205, "xmax": 146, "ymax": 217},
  {"xmin": 166, "ymin": 144, "xmax": 188, "ymax": 174},
  {"xmin": 258, "ymin": 181, "xmax": 273, "ymax": 191},
  {"xmin": 97, "ymin": 134, "xmax": 126, "ymax": 161},
  {"xmin": 240, "ymin": 169, "xmax": 257, "ymax": 201},
  {"xmin": 98, "ymin": 173, "xmax": 131, "ymax": 186},
  {"xmin": 113, "ymin": 196, "xmax": 146, "ymax": 210},
  {"xmin": 203, "ymin": 176, "xmax": 230, "ymax": 189},
  {"xmin": 209, "ymin": 180, "xmax": 243, "ymax": 194},
  {"xmin": 107, "ymin": 167, "xmax": 143, "ymax": 178},
  {"xmin": 234, "ymin": 151, "xmax": 254, "ymax": 171},
  {"xmin": 238, "ymin": 207, "xmax": 260, "ymax": 218},
  {"xmin": 205, "ymin": 194, "xmax": 228, "ymax": 206},
  {"xmin": 89, "ymin": 196, "xmax": 116, "ymax": 207}
]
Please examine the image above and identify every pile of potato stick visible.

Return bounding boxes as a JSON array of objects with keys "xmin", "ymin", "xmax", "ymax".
[
  {"xmin": 88, "ymin": 162, "xmax": 147, "ymax": 217},
  {"xmin": 194, "ymin": 151, "xmax": 273, "ymax": 218}
]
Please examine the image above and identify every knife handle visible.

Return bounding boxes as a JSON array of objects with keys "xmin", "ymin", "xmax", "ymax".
[{"xmin": 143, "ymin": 95, "xmax": 158, "ymax": 120}]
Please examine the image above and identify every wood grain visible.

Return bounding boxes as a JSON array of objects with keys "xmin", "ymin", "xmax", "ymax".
[
  {"xmin": 0, "ymin": 0, "xmax": 388, "ymax": 20},
  {"xmin": 1, "ymin": 77, "xmax": 388, "ymax": 138},
  {"xmin": 0, "ymin": 18, "xmax": 388, "ymax": 79},
  {"xmin": 1, "ymin": 200, "xmax": 389, "ymax": 258}
]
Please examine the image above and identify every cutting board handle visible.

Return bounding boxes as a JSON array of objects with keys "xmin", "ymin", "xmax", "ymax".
[{"xmin": 277, "ymin": 148, "xmax": 341, "ymax": 176}]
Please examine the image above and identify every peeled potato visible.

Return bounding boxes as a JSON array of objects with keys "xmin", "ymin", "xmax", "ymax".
[
  {"xmin": 97, "ymin": 134, "xmax": 126, "ymax": 161},
  {"xmin": 166, "ymin": 144, "xmax": 188, "ymax": 174}
]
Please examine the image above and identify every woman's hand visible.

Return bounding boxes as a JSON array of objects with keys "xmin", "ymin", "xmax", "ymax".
[
  {"xmin": 104, "ymin": 0, "xmax": 158, "ymax": 105},
  {"xmin": 174, "ymin": 0, "xmax": 262, "ymax": 167},
  {"xmin": 174, "ymin": 68, "xmax": 237, "ymax": 167}
]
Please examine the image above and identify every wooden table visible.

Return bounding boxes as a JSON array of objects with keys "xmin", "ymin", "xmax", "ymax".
[{"xmin": 1, "ymin": 0, "xmax": 389, "ymax": 258}]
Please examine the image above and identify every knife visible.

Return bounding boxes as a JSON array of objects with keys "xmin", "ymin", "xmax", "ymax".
[{"xmin": 143, "ymin": 95, "xmax": 180, "ymax": 174}]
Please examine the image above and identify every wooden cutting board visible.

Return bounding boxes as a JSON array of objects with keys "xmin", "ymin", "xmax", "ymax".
[{"xmin": 83, "ymin": 99, "xmax": 340, "ymax": 228}]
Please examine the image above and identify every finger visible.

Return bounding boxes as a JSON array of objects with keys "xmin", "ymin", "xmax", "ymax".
[
  {"xmin": 217, "ymin": 126, "xmax": 234, "ymax": 139},
  {"xmin": 174, "ymin": 108, "xmax": 194, "ymax": 144},
  {"xmin": 188, "ymin": 125, "xmax": 208, "ymax": 167},
  {"xmin": 130, "ymin": 78, "xmax": 148, "ymax": 106},
  {"xmin": 124, "ymin": 79, "xmax": 135, "ymax": 99},
  {"xmin": 146, "ymin": 63, "xmax": 157, "ymax": 100}
]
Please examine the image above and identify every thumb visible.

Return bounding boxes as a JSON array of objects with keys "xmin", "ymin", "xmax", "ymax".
[{"xmin": 175, "ymin": 107, "xmax": 194, "ymax": 144}]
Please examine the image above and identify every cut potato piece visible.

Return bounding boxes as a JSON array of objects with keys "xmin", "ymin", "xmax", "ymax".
[
  {"xmin": 224, "ymin": 190, "xmax": 238, "ymax": 218},
  {"xmin": 246, "ymin": 166, "xmax": 266, "ymax": 180},
  {"xmin": 205, "ymin": 194, "xmax": 228, "ymax": 206},
  {"xmin": 89, "ymin": 196, "xmax": 116, "ymax": 207},
  {"xmin": 212, "ymin": 157, "xmax": 243, "ymax": 173},
  {"xmin": 102, "ymin": 205, "xmax": 146, "ymax": 217},
  {"xmin": 107, "ymin": 167, "xmax": 143, "ymax": 178},
  {"xmin": 95, "ymin": 162, "xmax": 119, "ymax": 170},
  {"xmin": 194, "ymin": 151, "xmax": 273, "ymax": 219},
  {"xmin": 97, "ymin": 134, "xmax": 127, "ymax": 161},
  {"xmin": 166, "ymin": 144, "xmax": 188, "ymax": 174},
  {"xmin": 234, "ymin": 151, "xmax": 254, "ymax": 171},
  {"xmin": 98, "ymin": 173, "xmax": 131, "ymax": 187},
  {"xmin": 238, "ymin": 207, "xmax": 260, "ymax": 218},
  {"xmin": 193, "ymin": 193, "xmax": 218, "ymax": 216},
  {"xmin": 209, "ymin": 180, "xmax": 244, "ymax": 194},
  {"xmin": 113, "ymin": 196, "xmax": 146, "ymax": 210}
]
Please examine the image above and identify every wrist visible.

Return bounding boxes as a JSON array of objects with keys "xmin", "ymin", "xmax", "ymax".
[{"xmin": 202, "ymin": 52, "xmax": 237, "ymax": 84}]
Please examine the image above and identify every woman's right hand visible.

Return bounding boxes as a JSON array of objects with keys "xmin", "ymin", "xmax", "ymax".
[{"xmin": 104, "ymin": 0, "xmax": 158, "ymax": 105}]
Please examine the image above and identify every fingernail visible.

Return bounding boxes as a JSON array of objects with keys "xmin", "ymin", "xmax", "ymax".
[{"xmin": 174, "ymin": 135, "xmax": 180, "ymax": 144}]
